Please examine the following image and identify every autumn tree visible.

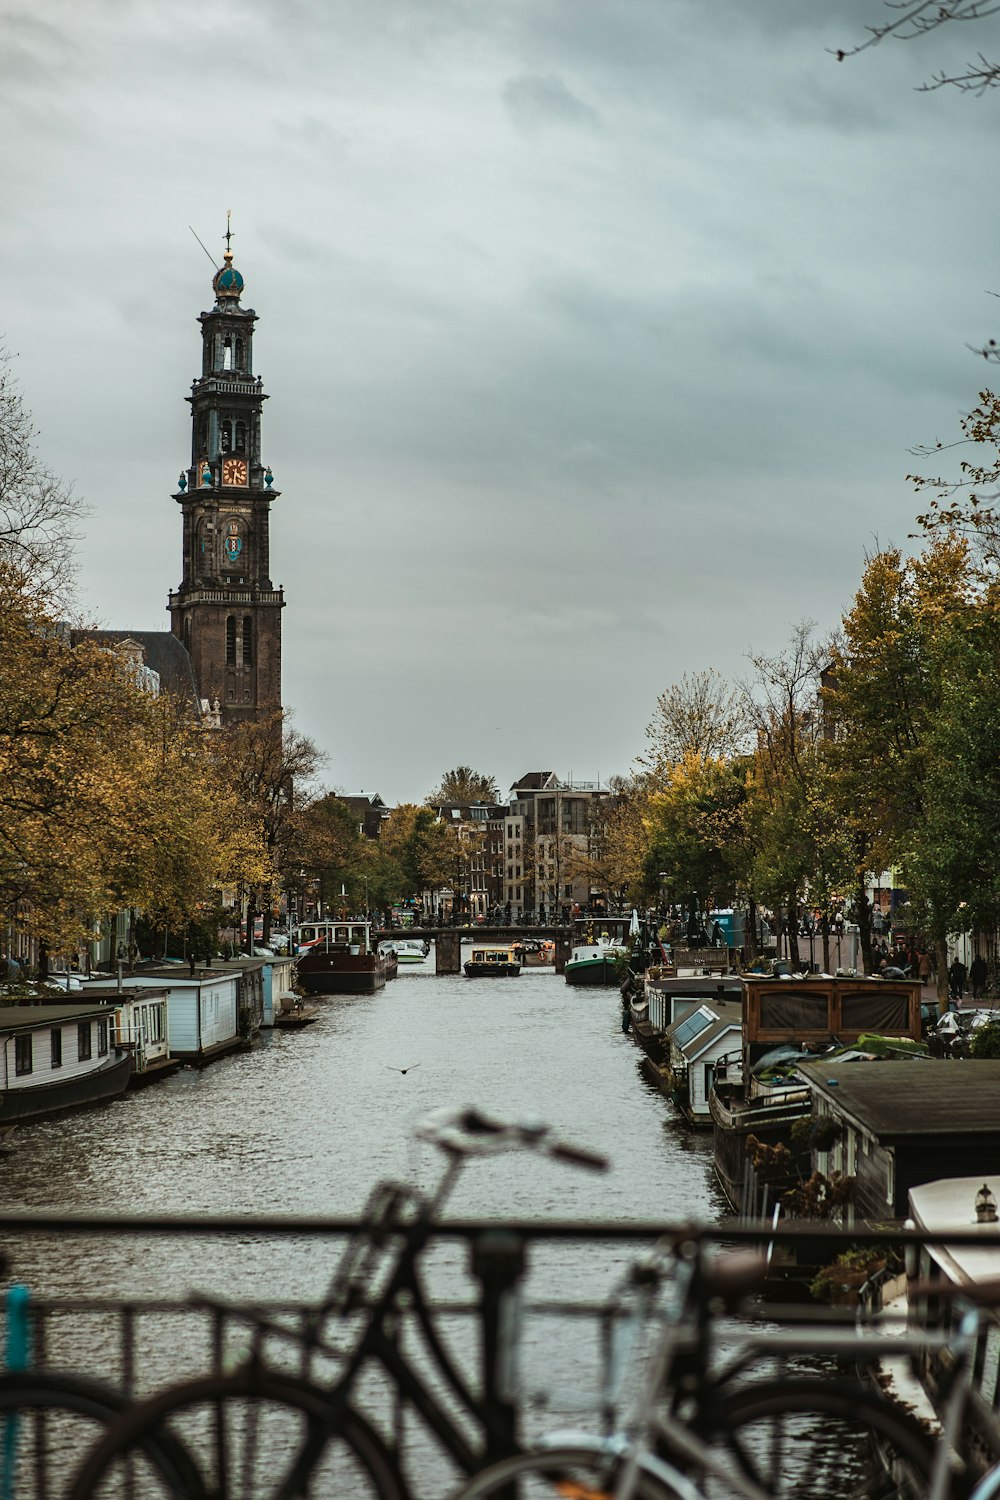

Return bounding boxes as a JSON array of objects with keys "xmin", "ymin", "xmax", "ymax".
[
  {"xmin": 209, "ymin": 713, "xmax": 324, "ymax": 945},
  {"xmin": 381, "ymin": 804, "xmax": 459, "ymax": 898},
  {"xmin": 643, "ymin": 752, "xmax": 749, "ymax": 915},
  {"xmin": 825, "ymin": 539, "xmax": 1000, "ymax": 1000},
  {"xmin": 0, "ymin": 570, "xmax": 270, "ymax": 960},
  {"xmin": 744, "ymin": 624, "xmax": 839, "ymax": 970},
  {"xmin": 642, "ymin": 669, "xmax": 748, "ymax": 778},
  {"xmin": 0, "ymin": 344, "xmax": 86, "ymax": 602},
  {"xmin": 296, "ymin": 793, "xmax": 374, "ymax": 916},
  {"xmin": 426, "ymin": 766, "xmax": 499, "ymax": 805}
]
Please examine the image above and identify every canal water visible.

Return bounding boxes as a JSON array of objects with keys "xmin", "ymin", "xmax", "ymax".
[
  {"xmin": 2, "ymin": 960, "xmax": 900, "ymax": 1499},
  {"xmin": 3, "ymin": 957, "xmax": 722, "ymax": 1249},
  {"xmin": 2, "ymin": 957, "xmax": 726, "ymax": 1494}
]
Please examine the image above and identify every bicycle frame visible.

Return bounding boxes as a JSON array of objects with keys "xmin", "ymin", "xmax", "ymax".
[{"xmin": 217, "ymin": 1146, "xmax": 531, "ymax": 1484}]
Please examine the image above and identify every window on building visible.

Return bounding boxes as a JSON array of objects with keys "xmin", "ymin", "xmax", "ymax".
[
  {"xmin": 77, "ymin": 1023, "xmax": 92, "ymax": 1061},
  {"xmin": 564, "ymin": 883, "xmax": 573, "ymax": 897},
  {"xmin": 14, "ymin": 1034, "xmax": 32, "ymax": 1076},
  {"xmin": 235, "ymin": 420, "xmax": 247, "ymax": 453},
  {"xmin": 226, "ymin": 616, "xmax": 237, "ymax": 665},
  {"xmin": 221, "ymin": 420, "xmax": 232, "ymax": 453},
  {"xmin": 235, "ymin": 337, "xmax": 245, "ymax": 367},
  {"xmin": 223, "ymin": 336, "xmax": 233, "ymax": 370},
  {"xmin": 242, "ymin": 616, "xmax": 253, "ymax": 667},
  {"xmin": 98, "ymin": 1019, "xmax": 108, "ymax": 1057},
  {"xmin": 51, "ymin": 1028, "xmax": 62, "ymax": 1068}
]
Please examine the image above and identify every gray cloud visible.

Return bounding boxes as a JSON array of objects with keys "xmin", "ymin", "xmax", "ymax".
[
  {"xmin": 502, "ymin": 72, "xmax": 601, "ymax": 133},
  {"xmin": 2, "ymin": 0, "xmax": 997, "ymax": 800}
]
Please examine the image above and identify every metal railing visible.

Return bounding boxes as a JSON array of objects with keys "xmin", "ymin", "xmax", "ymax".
[{"xmin": 3, "ymin": 1215, "xmax": 999, "ymax": 1498}]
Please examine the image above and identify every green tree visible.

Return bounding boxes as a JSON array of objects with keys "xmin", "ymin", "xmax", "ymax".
[{"xmin": 425, "ymin": 766, "xmax": 499, "ymax": 805}]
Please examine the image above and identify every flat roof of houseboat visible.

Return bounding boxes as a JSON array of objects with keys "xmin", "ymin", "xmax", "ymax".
[
  {"xmin": 0, "ymin": 1003, "xmax": 119, "ymax": 1030},
  {"xmin": 801, "ymin": 1059, "xmax": 1000, "ymax": 1138},
  {"xmin": 909, "ymin": 1175, "xmax": 1000, "ymax": 1286}
]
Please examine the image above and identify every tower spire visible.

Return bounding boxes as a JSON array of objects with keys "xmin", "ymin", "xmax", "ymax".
[{"xmin": 223, "ymin": 208, "xmax": 234, "ymax": 262}]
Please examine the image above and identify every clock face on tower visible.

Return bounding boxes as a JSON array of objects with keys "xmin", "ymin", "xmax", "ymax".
[{"xmin": 222, "ymin": 457, "xmax": 248, "ymax": 486}]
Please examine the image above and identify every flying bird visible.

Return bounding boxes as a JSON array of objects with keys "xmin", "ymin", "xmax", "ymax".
[{"xmin": 385, "ymin": 1063, "xmax": 421, "ymax": 1075}]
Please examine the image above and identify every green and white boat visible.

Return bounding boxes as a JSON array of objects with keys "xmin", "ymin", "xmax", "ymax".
[{"xmin": 564, "ymin": 933, "xmax": 627, "ymax": 987}]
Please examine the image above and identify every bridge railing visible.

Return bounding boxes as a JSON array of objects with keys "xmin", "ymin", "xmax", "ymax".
[{"xmin": 1, "ymin": 1215, "xmax": 994, "ymax": 1498}]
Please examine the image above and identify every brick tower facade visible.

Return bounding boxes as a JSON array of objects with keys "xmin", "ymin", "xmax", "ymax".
[{"xmin": 168, "ymin": 230, "xmax": 283, "ymax": 725}]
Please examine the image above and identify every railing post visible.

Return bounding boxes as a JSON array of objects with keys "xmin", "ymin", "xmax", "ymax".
[
  {"xmin": 470, "ymin": 1230, "xmax": 526, "ymax": 1470},
  {"xmin": 554, "ymin": 934, "xmax": 571, "ymax": 974}
]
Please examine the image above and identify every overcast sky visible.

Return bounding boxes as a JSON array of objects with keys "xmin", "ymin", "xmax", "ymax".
[{"xmin": 2, "ymin": 1, "xmax": 996, "ymax": 804}]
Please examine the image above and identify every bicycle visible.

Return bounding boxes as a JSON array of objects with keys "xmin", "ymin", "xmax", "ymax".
[
  {"xmin": 450, "ymin": 1235, "xmax": 941, "ymax": 1500},
  {"xmin": 66, "ymin": 1106, "xmax": 611, "ymax": 1500},
  {"xmin": 0, "ymin": 1260, "xmax": 201, "ymax": 1500}
]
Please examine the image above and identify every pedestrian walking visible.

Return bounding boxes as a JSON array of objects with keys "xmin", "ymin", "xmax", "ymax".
[
  {"xmin": 970, "ymin": 951, "xmax": 989, "ymax": 1001},
  {"xmin": 949, "ymin": 956, "xmax": 967, "ymax": 1001},
  {"xmin": 917, "ymin": 948, "xmax": 931, "ymax": 985}
]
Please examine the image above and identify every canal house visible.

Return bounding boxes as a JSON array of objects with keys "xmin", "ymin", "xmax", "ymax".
[
  {"xmin": 103, "ymin": 987, "xmax": 177, "ymax": 1085},
  {"xmin": 800, "ymin": 1059, "xmax": 1000, "ymax": 1223},
  {"xmin": 83, "ymin": 970, "xmax": 241, "ymax": 1065},
  {"xmin": 0, "ymin": 1003, "xmax": 132, "ymax": 1125},
  {"xmin": 661, "ymin": 999, "xmax": 743, "ymax": 1125}
]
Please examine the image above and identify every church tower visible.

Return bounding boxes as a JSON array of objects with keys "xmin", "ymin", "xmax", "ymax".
[{"xmin": 169, "ymin": 223, "xmax": 284, "ymax": 726}]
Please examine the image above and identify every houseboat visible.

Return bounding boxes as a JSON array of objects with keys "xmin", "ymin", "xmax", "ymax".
[
  {"xmin": 660, "ymin": 999, "xmax": 743, "ymax": 1126},
  {"xmin": 0, "ymin": 1003, "xmax": 132, "ymax": 1124},
  {"xmin": 463, "ymin": 946, "xmax": 521, "ymax": 978},
  {"xmin": 105, "ymin": 987, "xmax": 178, "ymax": 1086},
  {"xmin": 801, "ymin": 1058, "xmax": 1000, "ymax": 1224},
  {"xmin": 632, "ymin": 973, "xmax": 742, "ymax": 1065},
  {"xmin": 904, "ymin": 1173, "xmax": 1000, "ymax": 1482},
  {"xmin": 293, "ymin": 920, "xmax": 389, "ymax": 995},
  {"xmin": 708, "ymin": 974, "xmax": 923, "ymax": 1214},
  {"xmin": 564, "ymin": 933, "xmax": 627, "ymax": 986},
  {"xmin": 83, "ymin": 969, "xmax": 243, "ymax": 1065}
]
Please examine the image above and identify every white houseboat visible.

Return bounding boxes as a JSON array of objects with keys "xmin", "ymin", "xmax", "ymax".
[
  {"xmin": 0, "ymin": 1003, "xmax": 132, "ymax": 1125},
  {"xmin": 83, "ymin": 969, "xmax": 242, "ymax": 1065}
]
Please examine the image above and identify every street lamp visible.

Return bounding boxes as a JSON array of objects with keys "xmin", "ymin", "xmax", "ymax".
[{"xmin": 658, "ymin": 872, "xmax": 669, "ymax": 917}]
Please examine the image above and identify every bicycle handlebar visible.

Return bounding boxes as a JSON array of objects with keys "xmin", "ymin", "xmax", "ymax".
[{"xmin": 415, "ymin": 1106, "xmax": 609, "ymax": 1169}]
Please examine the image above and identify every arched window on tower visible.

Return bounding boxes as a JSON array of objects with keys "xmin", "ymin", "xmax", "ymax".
[
  {"xmin": 223, "ymin": 336, "xmax": 233, "ymax": 371},
  {"xmin": 234, "ymin": 420, "xmax": 247, "ymax": 454},
  {"xmin": 235, "ymin": 337, "xmax": 245, "ymax": 368},
  {"xmin": 226, "ymin": 616, "xmax": 236, "ymax": 666},
  {"xmin": 242, "ymin": 616, "xmax": 253, "ymax": 667}
]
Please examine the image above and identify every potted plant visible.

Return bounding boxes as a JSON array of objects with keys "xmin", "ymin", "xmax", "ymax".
[{"xmin": 809, "ymin": 1246, "xmax": 887, "ymax": 1305}]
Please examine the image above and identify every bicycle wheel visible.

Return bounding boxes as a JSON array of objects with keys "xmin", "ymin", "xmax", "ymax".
[
  {"xmin": 694, "ymin": 1378, "xmax": 937, "ymax": 1500},
  {"xmin": 0, "ymin": 1369, "xmax": 202, "ymax": 1499},
  {"xmin": 454, "ymin": 1444, "xmax": 700, "ymax": 1500},
  {"xmin": 67, "ymin": 1368, "xmax": 407, "ymax": 1500}
]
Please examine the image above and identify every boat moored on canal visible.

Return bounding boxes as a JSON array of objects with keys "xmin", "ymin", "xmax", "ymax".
[
  {"xmin": 709, "ymin": 974, "xmax": 924, "ymax": 1214},
  {"xmin": 463, "ymin": 945, "xmax": 521, "ymax": 978},
  {"xmin": 294, "ymin": 920, "xmax": 389, "ymax": 995},
  {"xmin": 382, "ymin": 939, "xmax": 426, "ymax": 965},
  {"xmin": 0, "ymin": 1003, "xmax": 133, "ymax": 1125}
]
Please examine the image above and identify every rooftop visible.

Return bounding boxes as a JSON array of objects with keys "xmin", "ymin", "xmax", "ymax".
[
  {"xmin": 0, "ymin": 1003, "xmax": 116, "ymax": 1031},
  {"xmin": 801, "ymin": 1059, "xmax": 1000, "ymax": 1138}
]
